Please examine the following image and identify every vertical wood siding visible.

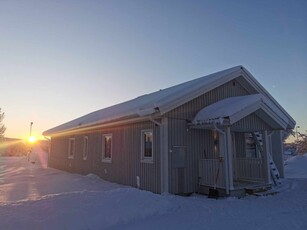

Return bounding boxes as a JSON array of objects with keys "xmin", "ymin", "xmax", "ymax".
[
  {"xmin": 231, "ymin": 113, "xmax": 271, "ymax": 132},
  {"xmin": 49, "ymin": 77, "xmax": 271, "ymax": 195},
  {"xmin": 166, "ymin": 79, "xmax": 251, "ymax": 194},
  {"xmin": 234, "ymin": 132, "xmax": 246, "ymax": 158},
  {"xmin": 49, "ymin": 137, "xmax": 69, "ymax": 171},
  {"xmin": 49, "ymin": 121, "xmax": 161, "ymax": 194}
]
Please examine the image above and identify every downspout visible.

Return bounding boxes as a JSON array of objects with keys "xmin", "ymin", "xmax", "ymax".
[
  {"xmin": 213, "ymin": 122, "xmax": 224, "ymax": 135},
  {"xmin": 149, "ymin": 116, "xmax": 169, "ymax": 194},
  {"xmin": 149, "ymin": 117, "xmax": 162, "ymax": 126}
]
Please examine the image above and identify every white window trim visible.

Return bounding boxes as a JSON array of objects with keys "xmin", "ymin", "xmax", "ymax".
[
  {"xmin": 102, "ymin": 133, "xmax": 112, "ymax": 163},
  {"xmin": 68, "ymin": 138, "xmax": 75, "ymax": 159},
  {"xmin": 83, "ymin": 136, "xmax": 88, "ymax": 160},
  {"xmin": 141, "ymin": 129, "xmax": 154, "ymax": 163}
]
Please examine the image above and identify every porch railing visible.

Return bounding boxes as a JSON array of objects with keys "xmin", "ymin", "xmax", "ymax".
[
  {"xmin": 235, "ymin": 158, "xmax": 265, "ymax": 181},
  {"xmin": 199, "ymin": 158, "xmax": 265, "ymax": 188},
  {"xmin": 199, "ymin": 159, "xmax": 226, "ymax": 188}
]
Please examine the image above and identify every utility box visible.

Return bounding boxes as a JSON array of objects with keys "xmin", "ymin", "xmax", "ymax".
[
  {"xmin": 172, "ymin": 146, "xmax": 187, "ymax": 168},
  {"xmin": 171, "ymin": 146, "xmax": 187, "ymax": 194}
]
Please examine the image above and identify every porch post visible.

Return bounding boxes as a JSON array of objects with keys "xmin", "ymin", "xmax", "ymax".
[
  {"xmin": 271, "ymin": 131, "xmax": 285, "ymax": 178},
  {"xmin": 226, "ymin": 126, "xmax": 234, "ymax": 190},
  {"xmin": 262, "ymin": 130, "xmax": 272, "ymax": 184},
  {"xmin": 222, "ymin": 131, "xmax": 229, "ymax": 195}
]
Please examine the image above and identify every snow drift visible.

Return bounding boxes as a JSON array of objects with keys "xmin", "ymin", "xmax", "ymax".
[{"xmin": 0, "ymin": 154, "xmax": 307, "ymax": 229}]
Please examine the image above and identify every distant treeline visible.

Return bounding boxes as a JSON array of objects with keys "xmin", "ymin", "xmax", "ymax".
[{"xmin": 0, "ymin": 138, "xmax": 49, "ymax": 156}]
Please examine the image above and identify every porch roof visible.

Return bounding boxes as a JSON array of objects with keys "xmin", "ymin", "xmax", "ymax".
[{"xmin": 191, "ymin": 94, "xmax": 289, "ymax": 130}]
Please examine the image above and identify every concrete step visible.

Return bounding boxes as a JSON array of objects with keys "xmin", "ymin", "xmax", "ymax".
[
  {"xmin": 251, "ymin": 190, "xmax": 278, "ymax": 197},
  {"xmin": 244, "ymin": 184, "xmax": 275, "ymax": 196}
]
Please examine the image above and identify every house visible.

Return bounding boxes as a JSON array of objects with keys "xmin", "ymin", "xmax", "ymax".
[{"xmin": 43, "ymin": 66, "xmax": 295, "ymax": 196}]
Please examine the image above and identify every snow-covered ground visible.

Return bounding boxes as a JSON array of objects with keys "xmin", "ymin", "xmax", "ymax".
[{"xmin": 0, "ymin": 153, "xmax": 307, "ymax": 230}]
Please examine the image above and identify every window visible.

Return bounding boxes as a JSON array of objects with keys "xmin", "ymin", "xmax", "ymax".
[
  {"xmin": 141, "ymin": 130, "xmax": 153, "ymax": 163},
  {"xmin": 83, "ymin": 136, "xmax": 88, "ymax": 160},
  {"xmin": 68, "ymin": 138, "xmax": 75, "ymax": 159},
  {"xmin": 102, "ymin": 134, "xmax": 112, "ymax": 162}
]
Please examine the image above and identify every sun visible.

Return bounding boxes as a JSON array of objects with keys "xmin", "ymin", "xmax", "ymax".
[{"xmin": 28, "ymin": 136, "xmax": 37, "ymax": 143}]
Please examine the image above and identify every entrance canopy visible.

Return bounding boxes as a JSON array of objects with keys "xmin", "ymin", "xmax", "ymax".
[{"xmin": 191, "ymin": 94, "xmax": 290, "ymax": 130}]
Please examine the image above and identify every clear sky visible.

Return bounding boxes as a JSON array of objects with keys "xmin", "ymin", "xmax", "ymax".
[{"xmin": 1, "ymin": 0, "xmax": 306, "ymax": 141}]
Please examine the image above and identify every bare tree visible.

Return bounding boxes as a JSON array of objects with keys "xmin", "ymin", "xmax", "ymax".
[
  {"xmin": 282, "ymin": 130, "xmax": 292, "ymax": 143},
  {"xmin": 295, "ymin": 132, "xmax": 307, "ymax": 155}
]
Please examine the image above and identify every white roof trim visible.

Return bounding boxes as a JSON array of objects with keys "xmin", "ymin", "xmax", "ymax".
[{"xmin": 240, "ymin": 67, "xmax": 295, "ymax": 129}]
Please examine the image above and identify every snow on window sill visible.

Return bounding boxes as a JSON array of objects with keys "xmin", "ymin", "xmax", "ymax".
[
  {"xmin": 102, "ymin": 158, "xmax": 112, "ymax": 163},
  {"xmin": 141, "ymin": 158, "xmax": 153, "ymax": 164}
]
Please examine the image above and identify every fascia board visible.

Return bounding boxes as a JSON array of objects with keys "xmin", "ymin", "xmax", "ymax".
[
  {"xmin": 259, "ymin": 103, "xmax": 288, "ymax": 129},
  {"xmin": 241, "ymin": 68, "xmax": 296, "ymax": 128}
]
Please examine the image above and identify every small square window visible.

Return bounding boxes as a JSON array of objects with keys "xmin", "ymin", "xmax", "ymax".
[
  {"xmin": 68, "ymin": 138, "xmax": 75, "ymax": 159},
  {"xmin": 83, "ymin": 136, "xmax": 88, "ymax": 160},
  {"xmin": 102, "ymin": 134, "xmax": 112, "ymax": 163},
  {"xmin": 141, "ymin": 130, "xmax": 153, "ymax": 163}
]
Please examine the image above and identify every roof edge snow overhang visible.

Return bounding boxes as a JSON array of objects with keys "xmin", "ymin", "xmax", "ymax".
[
  {"xmin": 43, "ymin": 114, "xmax": 161, "ymax": 137},
  {"xmin": 191, "ymin": 94, "xmax": 288, "ymax": 130},
  {"xmin": 43, "ymin": 106, "xmax": 159, "ymax": 136}
]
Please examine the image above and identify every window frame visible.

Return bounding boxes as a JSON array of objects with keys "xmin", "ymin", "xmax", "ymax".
[
  {"xmin": 102, "ymin": 133, "xmax": 112, "ymax": 163},
  {"xmin": 141, "ymin": 129, "xmax": 154, "ymax": 163},
  {"xmin": 68, "ymin": 138, "xmax": 75, "ymax": 159},
  {"xmin": 83, "ymin": 136, "xmax": 89, "ymax": 160}
]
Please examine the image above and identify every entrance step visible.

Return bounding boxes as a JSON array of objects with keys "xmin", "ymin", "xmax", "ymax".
[
  {"xmin": 244, "ymin": 184, "xmax": 275, "ymax": 196},
  {"xmin": 251, "ymin": 190, "xmax": 278, "ymax": 197}
]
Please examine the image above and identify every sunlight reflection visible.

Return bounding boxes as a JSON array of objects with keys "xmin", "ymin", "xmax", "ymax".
[{"xmin": 28, "ymin": 136, "xmax": 37, "ymax": 143}]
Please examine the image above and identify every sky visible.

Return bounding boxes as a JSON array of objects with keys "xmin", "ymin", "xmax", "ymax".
[{"xmin": 0, "ymin": 0, "xmax": 306, "ymax": 141}]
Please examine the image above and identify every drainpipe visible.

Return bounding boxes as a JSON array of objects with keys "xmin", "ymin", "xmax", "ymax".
[
  {"xmin": 149, "ymin": 117, "xmax": 161, "ymax": 126},
  {"xmin": 149, "ymin": 116, "xmax": 169, "ymax": 194}
]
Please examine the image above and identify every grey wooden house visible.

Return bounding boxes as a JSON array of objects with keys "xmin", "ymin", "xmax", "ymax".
[{"xmin": 43, "ymin": 66, "xmax": 295, "ymax": 196}]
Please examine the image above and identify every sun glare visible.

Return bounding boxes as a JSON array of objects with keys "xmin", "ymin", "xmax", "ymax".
[{"xmin": 28, "ymin": 136, "xmax": 37, "ymax": 143}]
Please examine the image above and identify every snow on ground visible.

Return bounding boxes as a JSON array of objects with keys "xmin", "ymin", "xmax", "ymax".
[
  {"xmin": 284, "ymin": 153, "xmax": 307, "ymax": 179},
  {"xmin": 0, "ymin": 153, "xmax": 307, "ymax": 230}
]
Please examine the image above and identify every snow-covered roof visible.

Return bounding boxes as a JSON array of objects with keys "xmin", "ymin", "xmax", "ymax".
[
  {"xmin": 192, "ymin": 94, "xmax": 289, "ymax": 129},
  {"xmin": 43, "ymin": 66, "xmax": 295, "ymax": 136}
]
